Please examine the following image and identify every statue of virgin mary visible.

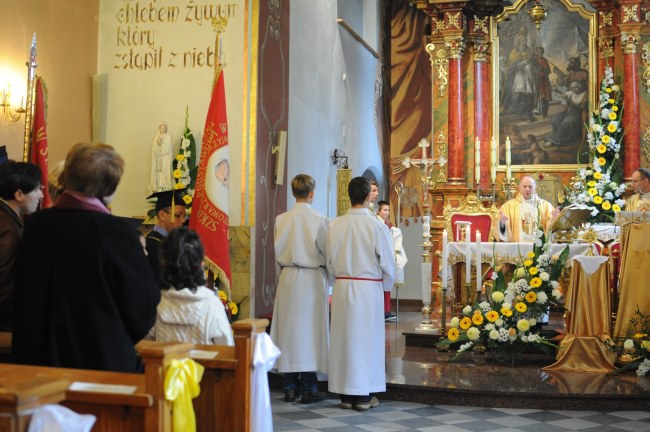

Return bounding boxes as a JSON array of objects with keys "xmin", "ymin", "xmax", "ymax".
[{"xmin": 150, "ymin": 121, "xmax": 173, "ymax": 192}]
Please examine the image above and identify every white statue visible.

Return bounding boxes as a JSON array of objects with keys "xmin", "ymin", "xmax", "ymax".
[{"xmin": 150, "ymin": 121, "xmax": 173, "ymax": 192}]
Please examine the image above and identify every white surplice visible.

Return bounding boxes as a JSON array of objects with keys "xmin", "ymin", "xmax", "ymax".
[
  {"xmin": 270, "ymin": 203, "xmax": 330, "ymax": 374},
  {"xmin": 326, "ymin": 208, "xmax": 395, "ymax": 396}
]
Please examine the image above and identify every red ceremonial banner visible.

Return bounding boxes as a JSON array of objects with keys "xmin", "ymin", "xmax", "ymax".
[
  {"xmin": 189, "ymin": 67, "xmax": 231, "ymax": 289},
  {"xmin": 31, "ymin": 76, "xmax": 51, "ymax": 208}
]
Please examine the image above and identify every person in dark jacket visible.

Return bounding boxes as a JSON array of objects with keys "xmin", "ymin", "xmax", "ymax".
[
  {"xmin": 12, "ymin": 143, "xmax": 160, "ymax": 372},
  {"xmin": 0, "ymin": 161, "xmax": 43, "ymax": 330}
]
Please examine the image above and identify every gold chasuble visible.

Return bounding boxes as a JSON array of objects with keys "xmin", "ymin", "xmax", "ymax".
[
  {"xmin": 625, "ymin": 193, "xmax": 650, "ymax": 211},
  {"xmin": 613, "ymin": 223, "xmax": 650, "ymax": 338},
  {"xmin": 495, "ymin": 195, "xmax": 555, "ymax": 242},
  {"xmin": 544, "ymin": 256, "xmax": 616, "ymax": 372}
]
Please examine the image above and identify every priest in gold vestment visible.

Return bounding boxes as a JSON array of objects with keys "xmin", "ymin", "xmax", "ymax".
[
  {"xmin": 625, "ymin": 168, "xmax": 650, "ymax": 211},
  {"xmin": 494, "ymin": 176, "xmax": 558, "ymax": 242}
]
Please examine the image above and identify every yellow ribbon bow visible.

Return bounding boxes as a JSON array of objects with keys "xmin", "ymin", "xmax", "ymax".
[{"xmin": 164, "ymin": 358, "xmax": 205, "ymax": 432}]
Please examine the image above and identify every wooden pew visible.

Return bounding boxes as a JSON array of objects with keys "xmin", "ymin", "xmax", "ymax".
[
  {"xmin": 0, "ymin": 376, "xmax": 69, "ymax": 432},
  {"xmin": 192, "ymin": 318, "xmax": 269, "ymax": 432}
]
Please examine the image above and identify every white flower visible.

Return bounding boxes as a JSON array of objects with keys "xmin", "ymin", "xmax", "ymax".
[
  {"xmin": 551, "ymin": 288, "xmax": 562, "ymax": 300},
  {"xmin": 591, "ymin": 209, "xmax": 599, "ymax": 217},
  {"xmin": 537, "ymin": 291, "xmax": 548, "ymax": 303},
  {"xmin": 528, "ymin": 317, "xmax": 537, "ymax": 327},
  {"xmin": 489, "ymin": 329, "xmax": 500, "ymax": 340},
  {"xmin": 484, "ymin": 323, "xmax": 495, "ymax": 331},
  {"xmin": 450, "ymin": 317, "xmax": 460, "ymax": 328},
  {"xmin": 479, "ymin": 302, "xmax": 492, "ymax": 312},
  {"xmin": 624, "ymin": 339, "xmax": 635, "ymax": 350},
  {"xmin": 498, "ymin": 328, "xmax": 509, "ymax": 342},
  {"xmin": 491, "ymin": 291, "xmax": 505, "ymax": 303},
  {"xmin": 528, "ymin": 334, "xmax": 541, "ymax": 343},
  {"xmin": 539, "ymin": 272, "xmax": 550, "ymax": 282},
  {"xmin": 467, "ymin": 327, "xmax": 480, "ymax": 341},
  {"xmin": 550, "ymin": 281, "xmax": 560, "ymax": 289},
  {"xmin": 495, "ymin": 318, "xmax": 505, "ymax": 327},
  {"xmin": 534, "ymin": 239, "xmax": 543, "ymax": 247},
  {"xmin": 490, "ymin": 271, "xmax": 498, "ymax": 280},
  {"xmin": 462, "ymin": 305, "xmax": 472, "ymax": 315},
  {"xmin": 458, "ymin": 342, "xmax": 474, "ymax": 353}
]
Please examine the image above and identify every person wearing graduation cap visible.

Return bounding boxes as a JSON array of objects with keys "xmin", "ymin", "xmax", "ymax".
[{"xmin": 146, "ymin": 188, "xmax": 188, "ymax": 286}]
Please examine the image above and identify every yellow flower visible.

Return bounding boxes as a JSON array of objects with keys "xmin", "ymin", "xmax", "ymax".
[
  {"xmin": 594, "ymin": 171, "xmax": 603, "ymax": 179},
  {"xmin": 587, "ymin": 181, "xmax": 597, "ymax": 187},
  {"xmin": 473, "ymin": 309, "xmax": 482, "ymax": 315},
  {"xmin": 527, "ymin": 252, "xmax": 536, "ymax": 258},
  {"xmin": 173, "ymin": 169, "xmax": 182, "ymax": 179},
  {"xmin": 448, "ymin": 327, "xmax": 460, "ymax": 341},
  {"xmin": 612, "ymin": 204, "xmax": 621, "ymax": 212},
  {"xmin": 529, "ymin": 267, "xmax": 539, "ymax": 276},
  {"xmin": 602, "ymin": 136, "xmax": 610, "ymax": 144},
  {"xmin": 524, "ymin": 260, "xmax": 533, "ymax": 267},
  {"xmin": 597, "ymin": 157, "xmax": 606, "ymax": 166},
  {"xmin": 182, "ymin": 194, "xmax": 192, "ymax": 204},
  {"xmin": 525, "ymin": 291, "xmax": 538, "ymax": 303},
  {"xmin": 472, "ymin": 314, "xmax": 484, "ymax": 326},
  {"xmin": 501, "ymin": 308, "xmax": 513, "ymax": 317},
  {"xmin": 459, "ymin": 317, "xmax": 472, "ymax": 330},
  {"xmin": 608, "ymin": 98, "xmax": 615, "ymax": 104},
  {"xmin": 517, "ymin": 319, "xmax": 530, "ymax": 332},
  {"xmin": 608, "ymin": 111, "xmax": 617, "ymax": 120},
  {"xmin": 588, "ymin": 188, "xmax": 598, "ymax": 196},
  {"xmin": 217, "ymin": 290, "xmax": 228, "ymax": 301},
  {"xmin": 612, "ymin": 106, "xmax": 619, "ymax": 112},
  {"xmin": 594, "ymin": 196, "xmax": 603, "ymax": 204},
  {"xmin": 508, "ymin": 328, "xmax": 517, "ymax": 337},
  {"xmin": 605, "ymin": 87, "xmax": 612, "ymax": 93},
  {"xmin": 530, "ymin": 277, "xmax": 542, "ymax": 288},
  {"xmin": 601, "ymin": 201, "xmax": 611, "ymax": 210},
  {"xmin": 515, "ymin": 302, "xmax": 528, "ymax": 313},
  {"xmin": 633, "ymin": 333, "xmax": 647, "ymax": 339},
  {"xmin": 486, "ymin": 310, "xmax": 499, "ymax": 322},
  {"xmin": 607, "ymin": 123, "xmax": 617, "ymax": 133},
  {"xmin": 175, "ymin": 154, "xmax": 185, "ymax": 161},
  {"xmin": 229, "ymin": 302, "xmax": 238, "ymax": 315},
  {"xmin": 174, "ymin": 182, "xmax": 185, "ymax": 190},
  {"xmin": 597, "ymin": 144, "xmax": 607, "ymax": 154}
]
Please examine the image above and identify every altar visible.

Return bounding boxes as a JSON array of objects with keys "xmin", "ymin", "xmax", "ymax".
[{"xmin": 443, "ymin": 242, "xmax": 597, "ymax": 305}]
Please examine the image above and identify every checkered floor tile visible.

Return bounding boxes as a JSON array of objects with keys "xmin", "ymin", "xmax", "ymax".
[{"xmin": 271, "ymin": 390, "xmax": 650, "ymax": 432}]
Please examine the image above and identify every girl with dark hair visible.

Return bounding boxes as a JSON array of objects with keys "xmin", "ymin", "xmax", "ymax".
[{"xmin": 149, "ymin": 227, "xmax": 233, "ymax": 346}]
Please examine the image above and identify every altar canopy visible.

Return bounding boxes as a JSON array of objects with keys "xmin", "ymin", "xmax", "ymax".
[
  {"xmin": 543, "ymin": 256, "xmax": 616, "ymax": 373},
  {"xmin": 613, "ymin": 223, "xmax": 650, "ymax": 339}
]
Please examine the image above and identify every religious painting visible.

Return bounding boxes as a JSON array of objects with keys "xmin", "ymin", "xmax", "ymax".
[{"xmin": 491, "ymin": 0, "xmax": 597, "ymax": 171}]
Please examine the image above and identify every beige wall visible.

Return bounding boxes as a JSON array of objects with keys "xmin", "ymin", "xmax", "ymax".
[{"xmin": 0, "ymin": 0, "xmax": 98, "ymax": 165}]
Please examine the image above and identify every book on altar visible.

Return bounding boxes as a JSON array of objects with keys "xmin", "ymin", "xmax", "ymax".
[{"xmin": 549, "ymin": 204, "xmax": 593, "ymax": 232}]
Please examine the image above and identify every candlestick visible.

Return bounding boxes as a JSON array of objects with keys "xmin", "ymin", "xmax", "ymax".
[
  {"xmin": 490, "ymin": 137, "xmax": 497, "ymax": 183},
  {"xmin": 475, "ymin": 137, "xmax": 481, "ymax": 185},
  {"xmin": 505, "ymin": 136, "xmax": 512, "ymax": 179},
  {"xmin": 465, "ymin": 225, "xmax": 471, "ymax": 285},
  {"xmin": 476, "ymin": 231, "xmax": 482, "ymax": 293},
  {"xmin": 441, "ymin": 229, "xmax": 448, "ymax": 288}
]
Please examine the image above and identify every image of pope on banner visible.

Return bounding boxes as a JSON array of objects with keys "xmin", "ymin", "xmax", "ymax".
[{"xmin": 189, "ymin": 66, "xmax": 231, "ymax": 291}]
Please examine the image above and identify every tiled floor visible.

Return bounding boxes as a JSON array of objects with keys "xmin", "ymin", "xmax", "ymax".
[
  {"xmin": 271, "ymin": 310, "xmax": 650, "ymax": 431},
  {"xmin": 271, "ymin": 392, "xmax": 650, "ymax": 431}
]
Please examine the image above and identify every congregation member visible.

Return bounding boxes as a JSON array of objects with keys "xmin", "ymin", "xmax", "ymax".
[
  {"xmin": 495, "ymin": 175, "xmax": 558, "ymax": 242},
  {"xmin": 0, "ymin": 161, "xmax": 43, "ymax": 330},
  {"xmin": 377, "ymin": 200, "xmax": 407, "ymax": 322},
  {"xmin": 327, "ymin": 177, "xmax": 395, "ymax": 411},
  {"xmin": 145, "ymin": 188, "xmax": 189, "ymax": 286},
  {"xmin": 147, "ymin": 227, "xmax": 233, "ymax": 346},
  {"xmin": 270, "ymin": 174, "xmax": 329, "ymax": 404},
  {"xmin": 12, "ymin": 143, "xmax": 160, "ymax": 373},
  {"xmin": 626, "ymin": 168, "xmax": 650, "ymax": 211}
]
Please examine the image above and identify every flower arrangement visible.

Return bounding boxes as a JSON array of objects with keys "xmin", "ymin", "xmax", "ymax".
[
  {"xmin": 173, "ymin": 106, "xmax": 198, "ymax": 214},
  {"xmin": 610, "ymin": 308, "xmax": 650, "ymax": 376},
  {"xmin": 437, "ymin": 229, "xmax": 569, "ymax": 364},
  {"xmin": 217, "ymin": 289, "xmax": 240, "ymax": 323},
  {"xmin": 566, "ymin": 65, "xmax": 625, "ymax": 222}
]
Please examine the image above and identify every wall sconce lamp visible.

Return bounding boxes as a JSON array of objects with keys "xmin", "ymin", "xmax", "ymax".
[
  {"xmin": 0, "ymin": 82, "xmax": 26, "ymax": 122},
  {"xmin": 331, "ymin": 149, "xmax": 349, "ymax": 169}
]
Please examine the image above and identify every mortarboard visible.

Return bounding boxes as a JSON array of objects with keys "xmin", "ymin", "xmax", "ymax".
[{"xmin": 147, "ymin": 188, "xmax": 189, "ymax": 212}]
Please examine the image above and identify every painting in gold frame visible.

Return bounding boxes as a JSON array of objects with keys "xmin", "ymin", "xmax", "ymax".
[{"xmin": 490, "ymin": 0, "xmax": 597, "ymax": 172}]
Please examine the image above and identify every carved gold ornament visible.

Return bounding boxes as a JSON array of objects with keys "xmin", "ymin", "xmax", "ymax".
[
  {"xmin": 642, "ymin": 43, "xmax": 650, "ymax": 93},
  {"xmin": 436, "ymin": 130, "xmax": 448, "ymax": 183},
  {"xmin": 472, "ymin": 42, "xmax": 490, "ymax": 63},
  {"xmin": 473, "ymin": 16, "xmax": 488, "ymax": 34},
  {"xmin": 599, "ymin": 11, "xmax": 613, "ymax": 28},
  {"xmin": 432, "ymin": 16, "xmax": 445, "ymax": 34},
  {"xmin": 445, "ymin": 38, "xmax": 465, "ymax": 59},
  {"xmin": 643, "ymin": 126, "xmax": 650, "ymax": 162},
  {"xmin": 623, "ymin": 5, "xmax": 640, "ymax": 23},
  {"xmin": 599, "ymin": 38, "xmax": 614, "ymax": 59},
  {"xmin": 447, "ymin": 11, "xmax": 462, "ymax": 30},
  {"xmin": 442, "ymin": 192, "xmax": 499, "ymax": 241},
  {"xmin": 621, "ymin": 33, "xmax": 641, "ymax": 55},
  {"xmin": 435, "ymin": 49, "xmax": 449, "ymax": 96}
]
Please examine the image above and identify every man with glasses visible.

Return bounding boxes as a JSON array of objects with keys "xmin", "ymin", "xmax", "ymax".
[
  {"xmin": 145, "ymin": 189, "xmax": 188, "ymax": 286},
  {"xmin": 627, "ymin": 168, "xmax": 650, "ymax": 211}
]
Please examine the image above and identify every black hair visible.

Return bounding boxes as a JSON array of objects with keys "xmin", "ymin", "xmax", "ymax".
[
  {"xmin": 0, "ymin": 161, "xmax": 42, "ymax": 200},
  {"xmin": 159, "ymin": 227, "xmax": 206, "ymax": 292},
  {"xmin": 348, "ymin": 177, "xmax": 371, "ymax": 205},
  {"xmin": 377, "ymin": 200, "xmax": 389, "ymax": 209},
  {"xmin": 636, "ymin": 168, "xmax": 650, "ymax": 180}
]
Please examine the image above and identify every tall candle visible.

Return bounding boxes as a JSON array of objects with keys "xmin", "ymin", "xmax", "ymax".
[
  {"xmin": 505, "ymin": 136, "xmax": 512, "ymax": 179},
  {"xmin": 475, "ymin": 137, "xmax": 481, "ymax": 184},
  {"xmin": 421, "ymin": 140, "xmax": 427, "ymax": 160},
  {"xmin": 490, "ymin": 137, "xmax": 497, "ymax": 183},
  {"xmin": 441, "ymin": 229, "xmax": 448, "ymax": 289},
  {"xmin": 465, "ymin": 225, "xmax": 471, "ymax": 285},
  {"xmin": 476, "ymin": 231, "xmax": 482, "ymax": 293}
]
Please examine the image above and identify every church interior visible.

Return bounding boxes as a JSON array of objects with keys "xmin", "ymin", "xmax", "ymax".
[{"xmin": 1, "ymin": 0, "xmax": 650, "ymax": 429}]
